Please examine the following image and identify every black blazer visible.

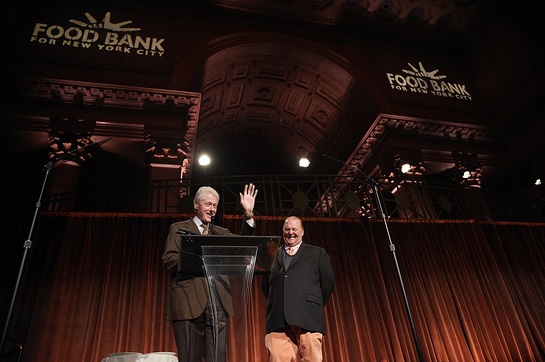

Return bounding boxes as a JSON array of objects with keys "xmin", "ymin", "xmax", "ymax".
[{"xmin": 262, "ymin": 242, "xmax": 335, "ymax": 334}]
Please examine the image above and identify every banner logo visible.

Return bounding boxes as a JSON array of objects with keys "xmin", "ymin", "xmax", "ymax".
[
  {"xmin": 30, "ymin": 12, "xmax": 165, "ymax": 57},
  {"xmin": 386, "ymin": 62, "xmax": 472, "ymax": 101}
]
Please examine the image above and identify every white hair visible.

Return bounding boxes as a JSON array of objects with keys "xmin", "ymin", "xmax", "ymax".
[{"xmin": 194, "ymin": 186, "xmax": 220, "ymax": 203}]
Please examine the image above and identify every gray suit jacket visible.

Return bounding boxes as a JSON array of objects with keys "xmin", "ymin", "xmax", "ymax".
[
  {"xmin": 262, "ymin": 242, "xmax": 335, "ymax": 334},
  {"xmin": 162, "ymin": 218, "xmax": 255, "ymax": 320}
]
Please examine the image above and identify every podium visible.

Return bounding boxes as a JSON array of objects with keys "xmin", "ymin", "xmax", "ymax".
[
  {"xmin": 177, "ymin": 234, "xmax": 280, "ymax": 275},
  {"xmin": 177, "ymin": 235, "xmax": 280, "ymax": 362}
]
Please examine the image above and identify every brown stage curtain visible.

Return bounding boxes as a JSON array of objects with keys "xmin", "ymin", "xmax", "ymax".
[{"xmin": 8, "ymin": 213, "xmax": 545, "ymax": 361}]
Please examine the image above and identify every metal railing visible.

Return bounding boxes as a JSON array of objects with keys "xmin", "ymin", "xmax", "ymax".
[{"xmin": 42, "ymin": 174, "xmax": 545, "ymax": 222}]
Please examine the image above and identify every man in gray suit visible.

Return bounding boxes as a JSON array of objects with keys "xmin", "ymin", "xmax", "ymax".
[
  {"xmin": 162, "ymin": 184, "xmax": 258, "ymax": 362},
  {"xmin": 262, "ymin": 216, "xmax": 335, "ymax": 362}
]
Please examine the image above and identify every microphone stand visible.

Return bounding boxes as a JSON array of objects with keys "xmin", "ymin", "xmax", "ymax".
[
  {"xmin": 1, "ymin": 160, "xmax": 52, "ymax": 353},
  {"xmin": 323, "ymin": 154, "xmax": 424, "ymax": 362},
  {"xmin": 1, "ymin": 137, "xmax": 113, "ymax": 354},
  {"xmin": 369, "ymin": 177, "xmax": 424, "ymax": 362}
]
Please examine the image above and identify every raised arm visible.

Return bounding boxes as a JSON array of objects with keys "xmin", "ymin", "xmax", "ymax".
[{"xmin": 239, "ymin": 183, "xmax": 258, "ymax": 219}]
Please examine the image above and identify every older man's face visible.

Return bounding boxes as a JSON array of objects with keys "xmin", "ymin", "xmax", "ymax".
[{"xmin": 194, "ymin": 193, "xmax": 218, "ymax": 224}]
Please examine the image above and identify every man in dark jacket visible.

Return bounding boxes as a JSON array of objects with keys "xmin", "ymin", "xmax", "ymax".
[
  {"xmin": 262, "ymin": 216, "xmax": 335, "ymax": 362},
  {"xmin": 162, "ymin": 184, "xmax": 257, "ymax": 362}
]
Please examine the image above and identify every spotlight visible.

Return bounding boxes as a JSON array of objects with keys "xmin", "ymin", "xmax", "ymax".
[
  {"xmin": 299, "ymin": 157, "xmax": 310, "ymax": 168},
  {"xmin": 400, "ymin": 163, "xmax": 411, "ymax": 173},
  {"xmin": 462, "ymin": 170, "xmax": 471, "ymax": 179},
  {"xmin": 535, "ymin": 178, "xmax": 542, "ymax": 186},
  {"xmin": 198, "ymin": 154, "xmax": 211, "ymax": 166}
]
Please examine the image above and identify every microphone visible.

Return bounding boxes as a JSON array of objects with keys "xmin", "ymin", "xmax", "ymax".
[{"xmin": 176, "ymin": 229, "xmax": 197, "ymax": 235}]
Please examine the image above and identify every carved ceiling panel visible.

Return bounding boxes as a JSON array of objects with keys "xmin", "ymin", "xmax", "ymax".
[{"xmin": 195, "ymin": 43, "xmax": 374, "ymax": 175}]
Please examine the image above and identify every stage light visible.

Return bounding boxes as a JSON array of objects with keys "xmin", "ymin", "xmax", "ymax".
[
  {"xmin": 400, "ymin": 163, "xmax": 411, "ymax": 173},
  {"xmin": 198, "ymin": 154, "xmax": 211, "ymax": 166},
  {"xmin": 299, "ymin": 157, "xmax": 310, "ymax": 168},
  {"xmin": 453, "ymin": 152, "xmax": 482, "ymax": 187},
  {"xmin": 535, "ymin": 178, "xmax": 542, "ymax": 186}
]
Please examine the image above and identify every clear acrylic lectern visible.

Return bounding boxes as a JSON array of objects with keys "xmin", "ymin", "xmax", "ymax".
[{"xmin": 176, "ymin": 234, "xmax": 280, "ymax": 362}]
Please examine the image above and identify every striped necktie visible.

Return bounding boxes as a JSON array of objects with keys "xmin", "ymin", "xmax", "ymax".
[
  {"xmin": 201, "ymin": 224, "xmax": 209, "ymax": 235},
  {"xmin": 286, "ymin": 246, "xmax": 295, "ymax": 256}
]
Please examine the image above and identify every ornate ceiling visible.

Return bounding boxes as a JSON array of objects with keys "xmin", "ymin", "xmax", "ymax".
[
  {"xmin": 5, "ymin": 0, "xmax": 545, "ymax": 201},
  {"xmin": 181, "ymin": 0, "xmax": 544, "ymax": 195}
]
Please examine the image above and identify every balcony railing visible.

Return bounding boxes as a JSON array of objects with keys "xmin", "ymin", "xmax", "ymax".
[{"xmin": 42, "ymin": 174, "xmax": 545, "ymax": 222}]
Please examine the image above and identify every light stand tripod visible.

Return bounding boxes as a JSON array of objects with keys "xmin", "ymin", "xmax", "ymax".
[{"xmin": 323, "ymin": 154, "xmax": 424, "ymax": 362}]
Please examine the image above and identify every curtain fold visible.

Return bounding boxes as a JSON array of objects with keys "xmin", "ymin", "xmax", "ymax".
[{"xmin": 7, "ymin": 214, "xmax": 545, "ymax": 361}]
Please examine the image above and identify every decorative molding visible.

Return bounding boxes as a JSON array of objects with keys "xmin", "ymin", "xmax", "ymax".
[
  {"xmin": 338, "ymin": 113, "xmax": 503, "ymax": 181},
  {"xmin": 14, "ymin": 77, "xmax": 201, "ymax": 187},
  {"xmin": 19, "ymin": 78, "xmax": 201, "ymax": 115}
]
